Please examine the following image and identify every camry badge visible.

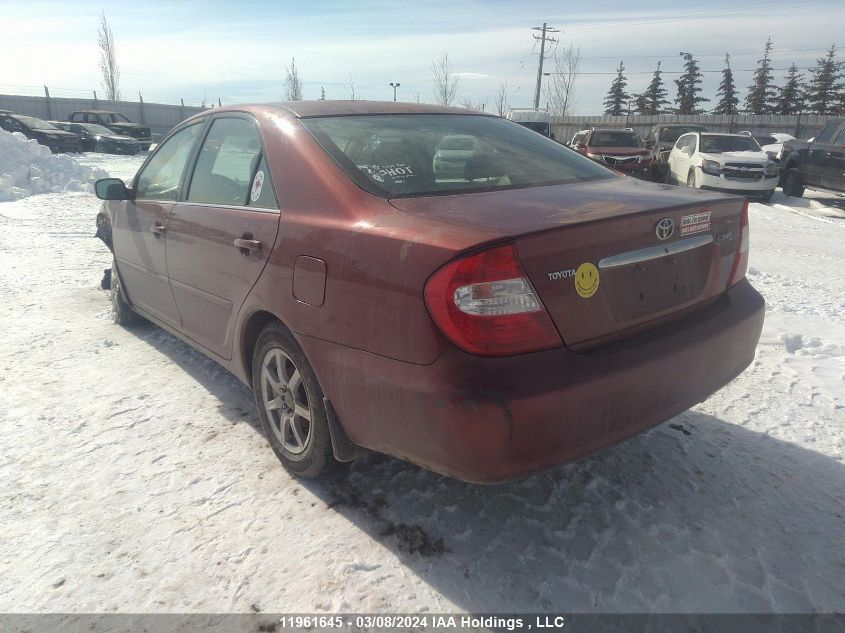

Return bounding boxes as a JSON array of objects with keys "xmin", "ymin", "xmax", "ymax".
[{"xmin": 655, "ymin": 217, "xmax": 675, "ymax": 240}]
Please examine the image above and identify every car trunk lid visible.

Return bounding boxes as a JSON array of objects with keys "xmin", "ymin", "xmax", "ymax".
[{"xmin": 390, "ymin": 178, "xmax": 745, "ymax": 350}]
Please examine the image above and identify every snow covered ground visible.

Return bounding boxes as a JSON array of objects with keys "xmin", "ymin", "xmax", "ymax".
[{"xmin": 0, "ymin": 151, "xmax": 843, "ymax": 615}]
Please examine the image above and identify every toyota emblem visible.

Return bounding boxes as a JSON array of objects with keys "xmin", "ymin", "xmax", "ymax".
[{"xmin": 655, "ymin": 217, "xmax": 674, "ymax": 240}]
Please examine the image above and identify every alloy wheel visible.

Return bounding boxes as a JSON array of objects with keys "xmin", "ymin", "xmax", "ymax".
[{"xmin": 260, "ymin": 348, "xmax": 312, "ymax": 455}]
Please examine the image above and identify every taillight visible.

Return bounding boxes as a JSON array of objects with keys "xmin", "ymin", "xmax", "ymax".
[
  {"xmin": 424, "ymin": 243, "xmax": 562, "ymax": 356},
  {"xmin": 728, "ymin": 199, "xmax": 750, "ymax": 287}
]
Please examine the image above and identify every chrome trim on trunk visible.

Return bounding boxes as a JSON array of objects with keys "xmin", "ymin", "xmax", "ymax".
[{"xmin": 598, "ymin": 234, "xmax": 714, "ymax": 270}]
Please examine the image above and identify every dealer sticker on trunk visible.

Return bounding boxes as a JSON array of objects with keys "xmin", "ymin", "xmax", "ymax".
[{"xmin": 680, "ymin": 209, "xmax": 711, "ymax": 236}]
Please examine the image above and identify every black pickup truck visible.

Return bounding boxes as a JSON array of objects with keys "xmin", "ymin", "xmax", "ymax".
[
  {"xmin": 779, "ymin": 118, "xmax": 845, "ymax": 197},
  {"xmin": 69, "ymin": 110, "xmax": 152, "ymax": 151}
]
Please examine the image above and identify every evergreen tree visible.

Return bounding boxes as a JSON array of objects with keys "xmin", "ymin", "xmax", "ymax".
[
  {"xmin": 632, "ymin": 92, "xmax": 649, "ymax": 115},
  {"xmin": 674, "ymin": 52, "xmax": 708, "ymax": 114},
  {"xmin": 319, "ymin": 86, "xmax": 326, "ymax": 100},
  {"xmin": 603, "ymin": 61, "xmax": 630, "ymax": 115},
  {"xmin": 713, "ymin": 53, "xmax": 739, "ymax": 114},
  {"xmin": 775, "ymin": 64, "xmax": 804, "ymax": 114},
  {"xmin": 804, "ymin": 44, "xmax": 845, "ymax": 115},
  {"xmin": 642, "ymin": 61, "xmax": 670, "ymax": 114},
  {"xmin": 745, "ymin": 37, "xmax": 777, "ymax": 113}
]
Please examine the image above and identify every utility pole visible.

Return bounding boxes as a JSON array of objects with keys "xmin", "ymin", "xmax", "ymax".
[{"xmin": 532, "ymin": 22, "xmax": 559, "ymax": 109}]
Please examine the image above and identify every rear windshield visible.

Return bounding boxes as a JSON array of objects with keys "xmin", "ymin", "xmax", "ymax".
[
  {"xmin": 589, "ymin": 130, "xmax": 641, "ymax": 148},
  {"xmin": 753, "ymin": 135, "xmax": 777, "ymax": 146},
  {"xmin": 700, "ymin": 135, "xmax": 761, "ymax": 153},
  {"xmin": 302, "ymin": 114, "xmax": 612, "ymax": 198},
  {"xmin": 659, "ymin": 126, "xmax": 706, "ymax": 143},
  {"xmin": 16, "ymin": 116, "xmax": 57, "ymax": 131}
]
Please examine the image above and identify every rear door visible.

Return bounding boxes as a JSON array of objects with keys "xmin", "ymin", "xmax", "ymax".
[
  {"xmin": 112, "ymin": 122, "xmax": 205, "ymax": 327},
  {"xmin": 164, "ymin": 115, "xmax": 280, "ymax": 359}
]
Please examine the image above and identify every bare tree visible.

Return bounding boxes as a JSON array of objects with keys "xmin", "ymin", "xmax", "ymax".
[
  {"xmin": 409, "ymin": 88, "xmax": 422, "ymax": 103},
  {"xmin": 348, "ymin": 77, "xmax": 357, "ymax": 101},
  {"xmin": 460, "ymin": 98, "xmax": 486, "ymax": 112},
  {"xmin": 544, "ymin": 44, "xmax": 580, "ymax": 116},
  {"xmin": 97, "ymin": 12, "xmax": 120, "ymax": 101},
  {"xmin": 494, "ymin": 80, "xmax": 509, "ymax": 116},
  {"xmin": 282, "ymin": 58, "xmax": 303, "ymax": 100},
  {"xmin": 432, "ymin": 52, "xmax": 459, "ymax": 106}
]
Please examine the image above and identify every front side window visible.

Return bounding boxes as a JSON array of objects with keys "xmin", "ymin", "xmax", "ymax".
[
  {"xmin": 832, "ymin": 127, "xmax": 845, "ymax": 146},
  {"xmin": 674, "ymin": 134, "xmax": 692, "ymax": 152},
  {"xmin": 187, "ymin": 117, "xmax": 277, "ymax": 208},
  {"xmin": 303, "ymin": 114, "xmax": 613, "ymax": 198},
  {"xmin": 135, "ymin": 123, "xmax": 204, "ymax": 200}
]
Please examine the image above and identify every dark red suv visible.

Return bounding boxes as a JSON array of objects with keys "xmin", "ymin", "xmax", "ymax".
[
  {"xmin": 571, "ymin": 127, "xmax": 652, "ymax": 176},
  {"xmin": 95, "ymin": 102, "xmax": 763, "ymax": 483}
]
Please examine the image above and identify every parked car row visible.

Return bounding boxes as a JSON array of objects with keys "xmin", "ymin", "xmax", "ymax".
[
  {"xmin": 562, "ymin": 123, "xmax": 830, "ymax": 202},
  {"xmin": 0, "ymin": 108, "xmax": 150, "ymax": 154}
]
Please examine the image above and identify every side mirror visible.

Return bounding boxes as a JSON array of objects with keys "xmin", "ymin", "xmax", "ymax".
[
  {"xmin": 644, "ymin": 139, "xmax": 655, "ymax": 149},
  {"xmin": 95, "ymin": 178, "xmax": 130, "ymax": 201}
]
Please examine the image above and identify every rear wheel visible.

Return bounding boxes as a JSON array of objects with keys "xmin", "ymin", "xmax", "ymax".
[
  {"xmin": 252, "ymin": 323, "xmax": 333, "ymax": 478},
  {"xmin": 781, "ymin": 168, "xmax": 804, "ymax": 198},
  {"xmin": 110, "ymin": 260, "xmax": 142, "ymax": 326}
]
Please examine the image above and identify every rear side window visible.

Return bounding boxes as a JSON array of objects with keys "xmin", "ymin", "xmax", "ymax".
[
  {"xmin": 834, "ymin": 127, "xmax": 845, "ymax": 146},
  {"xmin": 816, "ymin": 121, "xmax": 840, "ymax": 144},
  {"xmin": 187, "ymin": 117, "xmax": 278, "ymax": 208},
  {"xmin": 303, "ymin": 114, "xmax": 612, "ymax": 198},
  {"xmin": 135, "ymin": 123, "xmax": 204, "ymax": 200}
]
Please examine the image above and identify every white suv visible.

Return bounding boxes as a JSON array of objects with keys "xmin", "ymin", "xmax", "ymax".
[{"xmin": 667, "ymin": 132, "xmax": 779, "ymax": 203}]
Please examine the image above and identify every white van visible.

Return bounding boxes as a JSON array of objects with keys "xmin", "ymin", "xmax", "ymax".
[{"xmin": 506, "ymin": 109, "xmax": 553, "ymax": 139}]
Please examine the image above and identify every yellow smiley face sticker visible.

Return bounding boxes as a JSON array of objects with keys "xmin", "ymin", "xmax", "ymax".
[{"xmin": 575, "ymin": 262, "xmax": 600, "ymax": 298}]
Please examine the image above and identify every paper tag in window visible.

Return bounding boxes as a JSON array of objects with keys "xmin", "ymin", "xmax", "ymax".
[{"xmin": 250, "ymin": 170, "xmax": 265, "ymax": 202}]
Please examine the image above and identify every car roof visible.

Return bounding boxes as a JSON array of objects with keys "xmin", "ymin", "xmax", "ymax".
[{"xmin": 200, "ymin": 101, "xmax": 492, "ymax": 119}]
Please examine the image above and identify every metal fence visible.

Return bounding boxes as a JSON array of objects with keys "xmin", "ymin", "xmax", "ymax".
[
  {"xmin": 0, "ymin": 93, "xmax": 207, "ymax": 140},
  {"xmin": 551, "ymin": 113, "xmax": 829, "ymax": 143}
]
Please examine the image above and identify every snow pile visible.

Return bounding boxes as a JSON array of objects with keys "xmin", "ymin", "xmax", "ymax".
[{"xmin": 0, "ymin": 129, "xmax": 107, "ymax": 201}]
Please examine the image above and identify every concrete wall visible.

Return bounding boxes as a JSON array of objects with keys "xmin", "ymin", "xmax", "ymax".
[
  {"xmin": 551, "ymin": 113, "xmax": 829, "ymax": 144},
  {"xmin": 0, "ymin": 94, "xmax": 206, "ymax": 141}
]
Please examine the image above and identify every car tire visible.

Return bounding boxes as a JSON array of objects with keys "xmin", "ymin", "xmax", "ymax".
[
  {"xmin": 687, "ymin": 170, "xmax": 697, "ymax": 189},
  {"xmin": 759, "ymin": 189, "xmax": 775, "ymax": 204},
  {"xmin": 252, "ymin": 322, "xmax": 334, "ymax": 478},
  {"xmin": 110, "ymin": 260, "xmax": 142, "ymax": 326},
  {"xmin": 781, "ymin": 168, "xmax": 804, "ymax": 198}
]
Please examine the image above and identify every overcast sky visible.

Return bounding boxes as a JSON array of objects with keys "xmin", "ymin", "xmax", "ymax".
[{"xmin": 1, "ymin": 0, "xmax": 842, "ymax": 113}]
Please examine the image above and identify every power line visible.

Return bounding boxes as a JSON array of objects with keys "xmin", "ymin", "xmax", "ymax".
[
  {"xmin": 577, "ymin": 47, "xmax": 833, "ymax": 61},
  {"xmin": 545, "ymin": 66, "xmax": 824, "ymax": 77}
]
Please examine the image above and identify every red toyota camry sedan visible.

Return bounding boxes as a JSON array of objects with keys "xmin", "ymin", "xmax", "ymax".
[{"xmin": 95, "ymin": 101, "xmax": 764, "ymax": 483}]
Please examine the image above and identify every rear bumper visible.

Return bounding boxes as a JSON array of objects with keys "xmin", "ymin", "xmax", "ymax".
[{"xmin": 300, "ymin": 279, "xmax": 765, "ymax": 483}]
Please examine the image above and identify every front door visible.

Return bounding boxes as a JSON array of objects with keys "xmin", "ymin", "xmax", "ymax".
[
  {"xmin": 165, "ymin": 115, "xmax": 281, "ymax": 359},
  {"xmin": 822, "ymin": 125, "xmax": 845, "ymax": 190},
  {"xmin": 112, "ymin": 122, "xmax": 205, "ymax": 327}
]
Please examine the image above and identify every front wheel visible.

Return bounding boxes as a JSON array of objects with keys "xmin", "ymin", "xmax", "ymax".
[
  {"xmin": 781, "ymin": 168, "xmax": 804, "ymax": 198},
  {"xmin": 687, "ymin": 170, "xmax": 698, "ymax": 189},
  {"xmin": 759, "ymin": 189, "xmax": 775, "ymax": 204},
  {"xmin": 252, "ymin": 323, "xmax": 334, "ymax": 478}
]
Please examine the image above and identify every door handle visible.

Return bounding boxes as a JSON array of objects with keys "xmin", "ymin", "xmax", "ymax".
[
  {"xmin": 151, "ymin": 224, "xmax": 167, "ymax": 238},
  {"xmin": 234, "ymin": 238, "xmax": 263, "ymax": 255}
]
